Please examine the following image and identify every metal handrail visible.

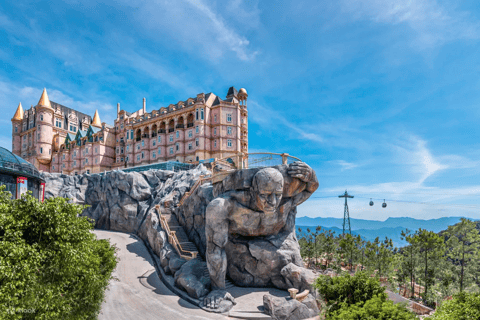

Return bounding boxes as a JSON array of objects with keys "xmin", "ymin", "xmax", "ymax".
[{"xmin": 156, "ymin": 206, "xmax": 198, "ymax": 260}]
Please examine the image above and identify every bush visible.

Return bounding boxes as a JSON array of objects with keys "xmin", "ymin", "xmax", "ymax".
[
  {"xmin": 329, "ymin": 295, "xmax": 417, "ymax": 320},
  {"xmin": 0, "ymin": 187, "xmax": 117, "ymax": 319},
  {"xmin": 314, "ymin": 271, "xmax": 387, "ymax": 313},
  {"xmin": 430, "ymin": 292, "xmax": 480, "ymax": 320},
  {"xmin": 315, "ymin": 272, "xmax": 416, "ymax": 319}
]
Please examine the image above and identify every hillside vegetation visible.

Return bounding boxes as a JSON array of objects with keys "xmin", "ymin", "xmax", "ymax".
[{"xmin": 298, "ymin": 218, "xmax": 480, "ymax": 310}]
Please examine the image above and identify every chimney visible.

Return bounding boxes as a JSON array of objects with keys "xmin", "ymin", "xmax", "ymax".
[
  {"xmin": 117, "ymin": 103, "xmax": 120, "ymax": 118},
  {"xmin": 143, "ymin": 98, "xmax": 146, "ymax": 114}
]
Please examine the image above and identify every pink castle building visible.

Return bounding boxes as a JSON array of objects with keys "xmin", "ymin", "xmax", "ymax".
[{"xmin": 11, "ymin": 87, "xmax": 248, "ymax": 174}]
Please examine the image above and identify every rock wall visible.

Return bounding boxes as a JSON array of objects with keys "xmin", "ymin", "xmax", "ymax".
[{"xmin": 43, "ymin": 164, "xmax": 315, "ymax": 301}]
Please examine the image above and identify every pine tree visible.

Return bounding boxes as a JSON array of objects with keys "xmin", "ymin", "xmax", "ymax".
[
  {"xmin": 414, "ymin": 229, "xmax": 445, "ymax": 306},
  {"xmin": 445, "ymin": 218, "xmax": 480, "ymax": 292}
]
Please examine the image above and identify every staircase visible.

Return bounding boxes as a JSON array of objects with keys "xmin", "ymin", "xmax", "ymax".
[
  {"xmin": 157, "ymin": 209, "xmax": 198, "ymax": 260},
  {"xmin": 155, "ymin": 205, "xmax": 235, "ymax": 289}
]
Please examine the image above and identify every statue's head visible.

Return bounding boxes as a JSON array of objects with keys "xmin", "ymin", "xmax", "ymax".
[{"xmin": 251, "ymin": 168, "xmax": 284, "ymax": 214}]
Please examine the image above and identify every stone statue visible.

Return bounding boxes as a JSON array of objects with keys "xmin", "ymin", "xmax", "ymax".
[{"xmin": 201, "ymin": 162, "xmax": 318, "ymax": 312}]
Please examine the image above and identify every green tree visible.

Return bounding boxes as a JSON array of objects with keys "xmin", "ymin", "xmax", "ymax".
[
  {"xmin": 445, "ymin": 218, "xmax": 480, "ymax": 292},
  {"xmin": 414, "ymin": 228, "xmax": 445, "ymax": 306},
  {"xmin": 320, "ymin": 229, "xmax": 338, "ymax": 269},
  {"xmin": 329, "ymin": 294, "xmax": 417, "ymax": 320},
  {"xmin": 365, "ymin": 237, "xmax": 395, "ymax": 278},
  {"xmin": 315, "ymin": 271, "xmax": 386, "ymax": 315},
  {"xmin": 399, "ymin": 229, "xmax": 419, "ymax": 298},
  {"xmin": 430, "ymin": 291, "xmax": 480, "ymax": 320},
  {"xmin": 0, "ymin": 187, "xmax": 117, "ymax": 319},
  {"xmin": 339, "ymin": 233, "xmax": 358, "ymax": 271}
]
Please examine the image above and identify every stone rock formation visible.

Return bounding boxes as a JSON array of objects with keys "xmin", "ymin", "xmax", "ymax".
[
  {"xmin": 263, "ymin": 293, "xmax": 319, "ymax": 320},
  {"xmin": 42, "ymin": 162, "xmax": 319, "ymax": 316}
]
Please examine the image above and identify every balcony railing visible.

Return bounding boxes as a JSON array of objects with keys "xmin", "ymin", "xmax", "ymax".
[
  {"xmin": 176, "ymin": 124, "xmax": 184, "ymax": 129},
  {"xmin": 187, "ymin": 123, "xmax": 194, "ymax": 128},
  {"xmin": 159, "ymin": 129, "xmax": 166, "ymax": 134},
  {"xmin": 168, "ymin": 128, "xmax": 174, "ymax": 133}
]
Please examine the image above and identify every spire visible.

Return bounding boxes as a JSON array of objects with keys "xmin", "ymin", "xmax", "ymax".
[
  {"xmin": 117, "ymin": 103, "xmax": 120, "ymax": 118},
  {"xmin": 143, "ymin": 97, "xmax": 146, "ymax": 113},
  {"xmin": 92, "ymin": 109, "xmax": 102, "ymax": 127},
  {"xmin": 37, "ymin": 88, "xmax": 52, "ymax": 109},
  {"xmin": 12, "ymin": 102, "xmax": 24, "ymax": 121}
]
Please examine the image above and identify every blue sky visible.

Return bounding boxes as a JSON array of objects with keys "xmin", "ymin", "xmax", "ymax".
[{"xmin": 1, "ymin": 0, "xmax": 480, "ymax": 221}]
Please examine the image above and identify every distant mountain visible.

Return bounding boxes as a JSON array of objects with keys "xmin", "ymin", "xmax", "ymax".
[
  {"xmin": 296, "ymin": 225, "xmax": 410, "ymax": 247},
  {"xmin": 295, "ymin": 216, "xmax": 467, "ymax": 233}
]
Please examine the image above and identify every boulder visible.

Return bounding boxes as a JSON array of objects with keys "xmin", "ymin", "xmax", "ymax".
[
  {"xmin": 169, "ymin": 254, "xmax": 187, "ymax": 275},
  {"xmin": 263, "ymin": 294, "xmax": 317, "ymax": 320},
  {"xmin": 281, "ymin": 263, "xmax": 316, "ymax": 292},
  {"xmin": 174, "ymin": 259, "xmax": 210, "ymax": 299}
]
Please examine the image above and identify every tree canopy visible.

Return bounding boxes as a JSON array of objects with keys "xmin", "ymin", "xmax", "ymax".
[{"xmin": 0, "ymin": 187, "xmax": 117, "ymax": 319}]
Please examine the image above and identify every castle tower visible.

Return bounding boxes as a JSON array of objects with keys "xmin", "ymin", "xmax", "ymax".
[
  {"xmin": 92, "ymin": 109, "xmax": 102, "ymax": 128},
  {"xmin": 11, "ymin": 102, "xmax": 24, "ymax": 155},
  {"xmin": 35, "ymin": 88, "xmax": 54, "ymax": 165},
  {"xmin": 238, "ymin": 88, "xmax": 248, "ymax": 105}
]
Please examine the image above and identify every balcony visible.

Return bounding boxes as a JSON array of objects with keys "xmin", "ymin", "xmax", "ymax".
[
  {"xmin": 187, "ymin": 123, "xmax": 194, "ymax": 128},
  {"xmin": 176, "ymin": 124, "xmax": 184, "ymax": 129},
  {"xmin": 168, "ymin": 128, "xmax": 175, "ymax": 133},
  {"xmin": 159, "ymin": 129, "xmax": 166, "ymax": 134}
]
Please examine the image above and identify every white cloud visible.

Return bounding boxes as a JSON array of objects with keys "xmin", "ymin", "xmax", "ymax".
[
  {"xmin": 248, "ymin": 100, "xmax": 323, "ymax": 143},
  {"xmin": 331, "ymin": 160, "xmax": 358, "ymax": 171},
  {"xmin": 341, "ymin": 0, "xmax": 480, "ymax": 48},
  {"xmin": 107, "ymin": 0, "xmax": 258, "ymax": 62},
  {"xmin": 390, "ymin": 135, "xmax": 448, "ymax": 184}
]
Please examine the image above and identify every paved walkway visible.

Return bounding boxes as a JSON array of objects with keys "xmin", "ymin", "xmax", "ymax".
[{"xmin": 94, "ymin": 230, "xmax": 227, "ymax": 320}]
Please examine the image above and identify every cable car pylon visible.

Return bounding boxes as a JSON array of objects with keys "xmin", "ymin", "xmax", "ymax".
[{"xmin": 339, "ymin": 190, "xmax": 354, "ymax": 236}]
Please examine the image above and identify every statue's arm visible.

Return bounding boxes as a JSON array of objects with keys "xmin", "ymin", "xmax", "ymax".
[{"xmin": 287, "ymin": 162, "xmax": 319, "ymax": 205}]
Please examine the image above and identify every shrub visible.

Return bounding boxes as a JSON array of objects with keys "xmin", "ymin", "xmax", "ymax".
[
  {"xmin": 0, "ymin": 187, "xmax": 117, "ymax": 319},
  {"xmin": 430, "ymin": 292, "xmax": 480, "ymax": 320},
  {"xmin": 329, "ymin": 295, "xmax": 417, "ymax": 320},
  {"xmin": 314, "ymin": 271, "xmax": 387, "ymax": 313}
]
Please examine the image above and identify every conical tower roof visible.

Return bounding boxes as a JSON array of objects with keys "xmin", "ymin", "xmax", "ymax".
[
  {"xmin": 91, "ymin": 109, "xmax": 102, "ymax": 127},
  {"xmin": 37, "ymin": 88, "xmax": 52, "ymax": 109},
  {"xmin": 12, "ymin": 102, "xmax": 24, "ymax": 121}
]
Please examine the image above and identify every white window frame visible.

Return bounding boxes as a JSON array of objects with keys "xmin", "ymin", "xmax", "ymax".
[
  {"xmin": 227, "ymin": 139, "xmax": 232, "ymax": 147},
  {"xmin": 227, "ymin": 114, "xmax": 232, "ymax": 122},
  {"xmin": 227, "ymin": 126, "xmax": 232, "ymax": 135}
]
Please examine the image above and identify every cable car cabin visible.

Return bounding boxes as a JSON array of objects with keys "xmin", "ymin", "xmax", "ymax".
[
  {"xmin": 382, "ymin": 200, "xmax": 387, "ymax": 208},
  {"xmin": 369, "ymin": 199, "xmax": 374, "ymax": 206}
]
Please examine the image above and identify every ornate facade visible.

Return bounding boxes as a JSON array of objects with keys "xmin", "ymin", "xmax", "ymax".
[{"xmin": 11, "ymin": 87, "xmax": 248, "ymax": 174}]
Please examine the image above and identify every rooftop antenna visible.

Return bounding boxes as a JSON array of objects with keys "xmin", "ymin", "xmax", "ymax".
[{"xmin": 339, "ymin": 190, "xmax": 354, "ymax": 236}]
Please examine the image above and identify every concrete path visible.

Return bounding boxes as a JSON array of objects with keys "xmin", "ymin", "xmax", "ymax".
[{"xmin": 94, "ymin": 230, "xmax": 227, "ymax": 320}]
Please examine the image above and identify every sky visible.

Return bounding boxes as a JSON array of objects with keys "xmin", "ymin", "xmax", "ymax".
[{"xmin": 1, "ymin": 0, "xmax": 480, "ymax": 221}]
